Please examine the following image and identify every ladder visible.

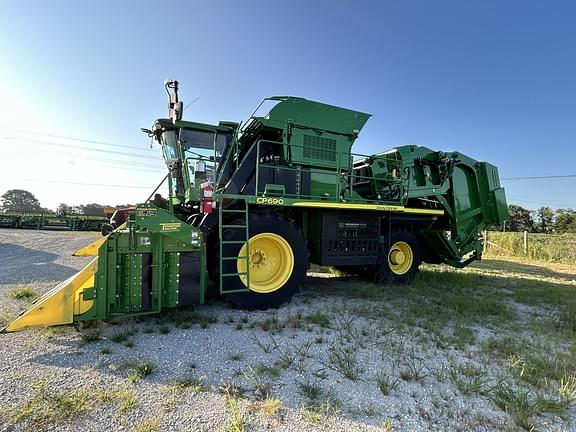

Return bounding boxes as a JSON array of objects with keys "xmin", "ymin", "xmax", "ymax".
[{"xmin": 218, "ymin": 197, "xmax": 251, "ymax": 294}]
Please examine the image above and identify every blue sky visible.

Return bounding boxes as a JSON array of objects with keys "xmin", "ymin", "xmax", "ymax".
[{"xmin": 0, "ymin": 1, "xmax": 575, "ymax": 210}]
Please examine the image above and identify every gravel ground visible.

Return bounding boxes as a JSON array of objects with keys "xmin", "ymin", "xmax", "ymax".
[{"xmin": 0, "ymin": 229, "xmax": 575, "ymax": 432}]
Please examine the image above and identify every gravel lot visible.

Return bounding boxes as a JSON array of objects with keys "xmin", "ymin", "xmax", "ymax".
[{"xmin": 0, "ymin": 229, "xmax": 575, "ymax": 432}]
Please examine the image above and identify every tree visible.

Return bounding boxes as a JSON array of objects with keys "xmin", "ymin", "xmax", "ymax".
[
  {"xmin": 535, "ymin": 206, "xmax": 554, "ymax": 233},
  {"xmin": 506, "ymin": 204, "xmax": 534, "ymax": 232},
  {"xmin": 79, "ymin": 203, "xmax": 109, "ymax": 216},
  {"xmin": 0, "ymin": 189, "xmax": 42, "ymax": 212},
  {"xmin": 553, "ymin": 209, "xmax": 576, "ymax": 233}
]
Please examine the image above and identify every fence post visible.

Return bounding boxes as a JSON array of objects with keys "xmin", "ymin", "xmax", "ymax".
[
  {"xmin": 523, "ymin": 231, "xmax": 528, "ymax": 255},
  {"xmin": 482, "ymin": 230, "xmax": 487, "ymax": 254}
]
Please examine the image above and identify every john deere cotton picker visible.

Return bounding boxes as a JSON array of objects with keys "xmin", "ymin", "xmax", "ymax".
[{"xmin": 3, "ymin": 80, "xmax": 508, "ymax": 332}]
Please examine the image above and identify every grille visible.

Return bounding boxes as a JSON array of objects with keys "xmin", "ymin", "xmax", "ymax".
[{"xmin": 303, "ymin": 135, "xmax": 337, "ymax": 162}]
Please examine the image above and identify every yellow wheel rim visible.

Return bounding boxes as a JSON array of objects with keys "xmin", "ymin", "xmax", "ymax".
[
  {"xmin": 388, "ymin": 241, "xmax": 413, "ymax": 275},
  {"xmin": 237, "ymin": 233, "xmax": 294, "ymax": 293}
]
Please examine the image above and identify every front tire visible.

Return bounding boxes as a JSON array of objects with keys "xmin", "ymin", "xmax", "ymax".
[
  {"xmin": 374, "ymin": 231, "xmax": 421, "ymax": 283},
  {"xmin": 222, "ymin": 215, "xmax": 307, "ymax": 309}
]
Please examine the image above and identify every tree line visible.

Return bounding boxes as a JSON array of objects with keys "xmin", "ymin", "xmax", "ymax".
[
  {"xmin": 2, "ymin": 188, "xmax": 574, "ymax": 233},
  {"xmin": 0, "ymin": 189, "xmax": 130, "ymax": 216},
  {"xmin": 506, "ymin": 205, "xmax": 576, "ymax": 233}
]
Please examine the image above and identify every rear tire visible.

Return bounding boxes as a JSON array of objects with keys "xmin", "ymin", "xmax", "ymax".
[
  {"xmin": 221, "ymin": 215, "xmax": 307, "ymax": 309},
  {"xmin": 374, "ymin": 231, "xmax": 421, "ymax": 283}
]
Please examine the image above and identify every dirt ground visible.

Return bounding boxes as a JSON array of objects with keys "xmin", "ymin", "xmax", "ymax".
[{"xmin": 0, "ymin": 229, "xmax": 575, "ymax": 432}]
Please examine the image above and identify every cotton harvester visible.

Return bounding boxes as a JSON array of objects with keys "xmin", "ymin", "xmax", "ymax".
[{"xmin": 2, "ymin": 80, "xmax": 508, "ymax": 332}]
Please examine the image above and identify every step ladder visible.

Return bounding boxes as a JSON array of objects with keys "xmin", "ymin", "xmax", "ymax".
[{"xmin": 218, "ymin": 198, "xmax": 251, "ymax": 294}]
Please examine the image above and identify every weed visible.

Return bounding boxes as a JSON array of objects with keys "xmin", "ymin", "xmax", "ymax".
[
  {"xmin": 109, "ymin": 329, "xmax": 133, "ymax": 344},
  {"xmin": 134, "ymin": 417, "xmax": 162, "ymax": 432},
  {"xmin": 450, "ymin": 323, "xmax": 476, "ymax": 349},
  {"xmin": 399, "ymin": 356, "xmax": 427, "ymax": 382},
  {"xmin": 172, "ymin": 376, "xmax": 206, "ymax": 393},
  {"xmin": 306, "ymin": 311, "xmax": 331, "ymax": 328},
  {"xmin": 229, "ymin": 352, "xmax": 244, "ymax": 361},
  {"xmin": 490, "ymin": 379, "xmax": 572, "ymax": 429},
  {"xmin": 124, "ymin": 360, "xmax": 156, "ymax": 382},
  {"xmin": 225, "ymin": 389, "xmax": 245, "ymax": 432},
  {"xmin": 11, "ymin": 377, "xmax": 90, "ymax": 426},
  {"xmin": 376, "ymin": 371, "xmax": 400, "ymax": 395},
  {"xmin": 80, "ymin": 329, "xmax": 102, "ymax": 343},
  {"xmin": 197, "ymin": 313, "xmax": 217, "ymax": 329},
  {"xmin": 257, "ymin": 314, "xmax": 283, "ymax": 333},
  {"xmin": 218, "ymin": 381, "xmax": 245, "ymax": 399},
  {"xmin": 558, "ymin": 373, "xmax": 576, "ymax": 408},
  {"xmin": 10, "ymin": 286, "xmax": 38, "ymax": 300},
  {"xmin": 251, "ymin": 334, "xmax": 278, "ymax": 354},
  {"xmin": 242, "ymin": 364, "xmax": 280, "ymax": 399},
  {"xmin": 382, "ymin": 418, "xmax": 394, "ymax": 432},
  {"xmin": 96, "ymin": 385, "xmax": 138, "ymax": 415},
  {"xmin": 260, "ymin": 398, "xmax": 282, "ymax": 417},
  {"xmin": 100, "ymin": 346, "xmax": 112, "ymax": 355},
  {"xmin": 449, "ymin": 365, "xmax": 485, "ymax": 396},
  {"xmin": 158, "ymin": 324, "xmax": 171, "ymax": 334},
  {"xmin": 325, "ymin": 344, "xmax": 363, "ymax": 381},
  {"xmin": 297, "ymin": 381, "xmax": 323, "ymax": 401}
]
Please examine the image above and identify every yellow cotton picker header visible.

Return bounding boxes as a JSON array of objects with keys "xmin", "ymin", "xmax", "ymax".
[{"xmin": 2, "ymin": 80, "xmax": 507, "ymax": 332}]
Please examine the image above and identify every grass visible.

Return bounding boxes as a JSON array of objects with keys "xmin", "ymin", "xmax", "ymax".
[
  {"xmin": 485, "ymin": 231, "xmax": 576, "ymax": 264},
  {"xmin": 10, "ymin": 286, "xmax": 38, "ymax": 300},
  {"xmin": 306, "ymin": 310, "xmax": 331, "ymax": 328},
  {"xmin": 225, "ymin": 389, "xmax": 245, "ymax": 432},
  {"xmin": 325, "ymin": 344, "xmax": 363, "ymax": 381},
  {"xmin": 158, "ymin": 324, "xmax": 171, "ymax": 334},
  {"xmin": 133, "ymin": 417, "xmax": 162, "ymax": 432},
  {"xmin": 489, "ymin": 380, "xmax": 572, "ymax": 430},
  {"xmin": 242, "ymin": 364, "xmax": 281, "ymax": 399},
  {"xmin": 164, "ymin": 375, "xmax": 206, "ymax": 410},
  {"xmin": 228, "ymin": 352, "xmax": 244, "ymax": 361},
  {"xmin": 11, "ymin": 377, "xmax": 88, "ymax": 426},
  {"xmin": 260, "ymin": 398, "xmax": 282, "ymax": 417},
  {"xmin": 297, "ymin": 381, "xmax": 323, "ymax": 401},
  {"xmin": 80, "ymin": 329, "xmax": 102, "ymax": 343},
  {"xmin": 399, "ymin": 356, "xmax": 428, "ymax": 382},
  {"xmin": 123, "ymin": 359, "xmax": 156, "ymax": 382},
  {"xmin": 109, "ymin": 329, "xmax": 135, "ymax": 344},
  {"xmin": 95, "ymin": 385, "xmax": 139, "ymax": 415},
  {"xmin": 12, "ymin": 378, "xmax": 138, "ymax": 427},
  {"xmin": 376, "ymin": 371, "xmax": 400, "ymax": 395}
]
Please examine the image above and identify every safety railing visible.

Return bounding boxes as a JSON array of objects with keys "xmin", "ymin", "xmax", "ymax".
[{"xmin": 251, "ymin": 139, "xmax": 405, "ymax": 205}]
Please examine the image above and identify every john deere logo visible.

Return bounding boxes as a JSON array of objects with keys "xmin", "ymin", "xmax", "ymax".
[{"xmin": 160, "ymin": 223, "xmax": 181, "ymax": 232}]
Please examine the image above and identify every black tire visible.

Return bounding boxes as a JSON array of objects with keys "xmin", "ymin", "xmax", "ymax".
[
  {"xmin": 374, "ymin": 231, "xmax": 421, "ymax": 283},
  {"xmin": 221, "ymin": 215, "xmax": 307, "ymax": 309}
]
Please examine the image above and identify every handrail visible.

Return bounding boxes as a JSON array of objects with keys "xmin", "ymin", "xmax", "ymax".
[{"xmin": 250, "ymin": 139, "xmax": 404, "ymax": 205}]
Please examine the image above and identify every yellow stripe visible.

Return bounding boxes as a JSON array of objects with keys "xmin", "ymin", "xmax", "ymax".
[{"xmin": 292, "ymin": 201, "xmax": 444, "ymax": 215}]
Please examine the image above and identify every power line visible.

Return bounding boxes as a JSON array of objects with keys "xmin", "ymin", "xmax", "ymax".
[
  {"xmin": 2, "ymin": 136, "xmax": 159, "ymax": 160},
  {"xmin": 14, "ymin": 178, "xmax": 158, "ymax": 189},
  {"xmin": 6, "ymin": 128, "xmax": 156, "ymax": 152},
  {"xmin": 502, "ymin": 174, "xmax": 576, "ymax": 180}
]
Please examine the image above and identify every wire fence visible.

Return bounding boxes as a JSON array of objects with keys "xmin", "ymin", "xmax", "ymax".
[{"xmin": 483, "ymin": 231, "xmax": 576, "ymax": 264}]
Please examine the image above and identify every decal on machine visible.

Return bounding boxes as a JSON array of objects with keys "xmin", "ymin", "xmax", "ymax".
[
  {"xmin": 256, "ymin": 197, "xmax": 284, "ymax": 205},
  {"xmin": 160, "ymin": 222, "xmax": 181, "ymax": 231}
]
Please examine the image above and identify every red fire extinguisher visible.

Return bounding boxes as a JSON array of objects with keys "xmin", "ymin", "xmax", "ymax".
[{"xmin": 201, "ymin": 182, "xmax": 214, "ymax": 214}]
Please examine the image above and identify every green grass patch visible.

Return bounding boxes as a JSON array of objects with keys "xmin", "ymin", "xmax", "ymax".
[
  {"xmin": 124, "ymin": 360, "xmax": 156, "ymax": 382},
  {"xmin": 10, "ymin": 286, "xmax": 38, "ymax": 300}
]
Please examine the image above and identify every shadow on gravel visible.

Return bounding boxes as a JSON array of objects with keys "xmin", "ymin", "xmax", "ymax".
[
  {"xmin": 474, "ymin": 258, "xmax": 576, "ymax": 282},
  {"xmin": 0, "ymin": 243, "xmax": 80, "ymax": 284}
]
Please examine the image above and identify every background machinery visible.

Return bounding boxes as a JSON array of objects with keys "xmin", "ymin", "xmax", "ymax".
[{"xmin": 3, "ymin": 81, "xmax": 508, "ymax": 332}]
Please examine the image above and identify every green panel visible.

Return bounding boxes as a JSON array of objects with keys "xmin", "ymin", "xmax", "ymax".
[{"xmin": 264, "ymin": 97, "xmax": 371, "ymax": 136}]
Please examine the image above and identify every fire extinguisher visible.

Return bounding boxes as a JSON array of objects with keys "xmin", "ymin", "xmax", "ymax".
[{"xmin": 201, "ymin": 182, "xmax": 214, "ymax": 214}]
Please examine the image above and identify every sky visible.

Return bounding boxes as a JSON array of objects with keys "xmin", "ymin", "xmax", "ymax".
[{"xmin": 0, "ymin": 0, "xmax": 575, "ymax": 211}]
